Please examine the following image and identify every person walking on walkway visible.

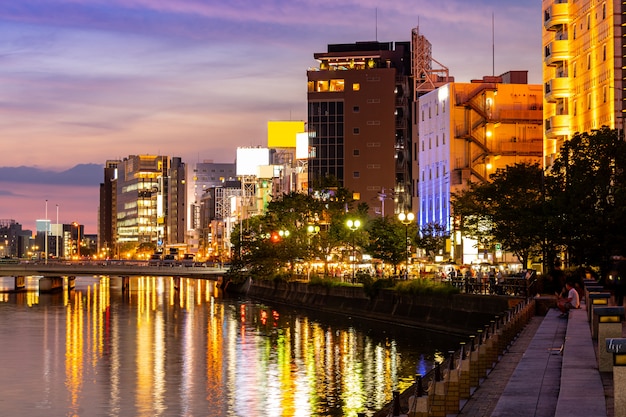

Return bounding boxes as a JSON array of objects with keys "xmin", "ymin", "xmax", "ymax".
[{"xmin": 557, "ymin": 281, "xmax": 580, "ymax": 318}]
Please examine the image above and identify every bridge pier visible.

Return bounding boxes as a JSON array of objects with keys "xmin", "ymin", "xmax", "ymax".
[
  {"xmin": 39, "ymin": 276, "xmax": 64, "ymax": 293},
  {"xmin": 14, "ymin": 276, "xmax": 25, "ymax": 291},
  {"xmin": 67, "ymin": 276, "xmax": 76, "ymax": 291}
]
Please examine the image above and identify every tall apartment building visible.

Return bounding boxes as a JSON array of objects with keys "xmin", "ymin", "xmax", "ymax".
[
  {"xmin": 542, "ymin": 0, "xmax": 624, "ymax": 165},
  {"xmin": 418, "ymin": 72, "xmax": 543, "ymax": 264},
  {"xmin": 307, "ymin": 40, "xmax": 413, "ymax": 215}
]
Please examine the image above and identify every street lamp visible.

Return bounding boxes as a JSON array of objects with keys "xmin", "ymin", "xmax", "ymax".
[
  {"xmin": 72, "ymin": 222, "xmax": 81, "ymax": 259},
  {"xmin": 346, "ymin": 219, "xmax": 361, "ymax": 282},
  {"xmin": 398, "ymin": 211, "xmax": 415, "ymax": 280}
]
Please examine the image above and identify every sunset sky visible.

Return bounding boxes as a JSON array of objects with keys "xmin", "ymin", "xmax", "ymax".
[{"xmin": 0, "ymin": 0, "xmax": 541, "ymax": 233}]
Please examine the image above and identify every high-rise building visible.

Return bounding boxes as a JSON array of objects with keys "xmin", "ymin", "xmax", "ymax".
[
  {"xmin": 168, "ymin": 157, "xmax": 186, "ymax": 245},
  {"xmin": 115, "ymin": 155, "xmax": 169, "ymax": 249},
  {"xmin": 98, "ymin": 160, "xmax": 120, "ymax": 254},
  {"xmin": 307, "ymin": 40, "xmax": 413, "ymax": 215},
  {"xmin": 418, "ymin": 71, "xmax": 543, "ymax": 264},
  {"xmin": 542, "ymin": 0, "xmax": 624, "ymax": 165}
]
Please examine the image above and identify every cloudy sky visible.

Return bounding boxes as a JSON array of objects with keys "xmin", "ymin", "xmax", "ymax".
[{"xmin": 0, "ymin": 0, "xmax": 541, "ymax": 233}]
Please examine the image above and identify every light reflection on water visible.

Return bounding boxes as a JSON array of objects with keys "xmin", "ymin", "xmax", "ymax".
[{"xmin": 0, "ymin": 276, "xmax": 461, "ymax": 417}]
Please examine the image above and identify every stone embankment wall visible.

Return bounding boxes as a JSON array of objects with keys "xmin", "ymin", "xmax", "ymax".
[{"xmin": 240, "ymin": 278, "xmax": 523, "ymax": 335}]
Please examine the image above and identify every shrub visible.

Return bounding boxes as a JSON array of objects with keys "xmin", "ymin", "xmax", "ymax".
[{"xmin": 393, "ymin": 279, "xmax": 460, "ymax": 296}]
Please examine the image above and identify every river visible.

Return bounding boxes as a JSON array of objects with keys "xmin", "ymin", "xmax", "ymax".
[{"xmin": 0, "ymin": 276, "xmax": 462, "ymax": 417}]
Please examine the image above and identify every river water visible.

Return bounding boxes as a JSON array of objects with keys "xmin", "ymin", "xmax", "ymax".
[{"xmin": 0, "ymin": 276, "xmax": 461, "ymax": 417}]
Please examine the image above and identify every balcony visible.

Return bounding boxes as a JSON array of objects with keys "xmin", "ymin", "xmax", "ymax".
[
  {"xmin": 545, "ymin": 115, "xmax": 570, "ymax": 139},
  {"xmin": 545, "ymin": 77, "xmax": 571, "ymax": 102},
  {"xmin": 544, "ymin": 3, "xmax": 569, "ymax": 31},
  {"xmin": 544, "ymin": 40, "xmax": 570, "ymax": 66}
]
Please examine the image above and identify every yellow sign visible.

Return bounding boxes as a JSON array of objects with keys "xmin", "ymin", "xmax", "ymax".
[{"xmin": 268, "ymin": 121, "xmax": 305, "ymax": 148}]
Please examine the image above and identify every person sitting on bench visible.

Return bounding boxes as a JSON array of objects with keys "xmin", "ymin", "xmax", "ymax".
[{"xmin": 557, "ymin": 281, "xmax": 580, "ymax": 318}]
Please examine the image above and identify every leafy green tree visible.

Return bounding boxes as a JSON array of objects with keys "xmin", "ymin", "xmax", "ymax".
[
  {"xmin": 546, "ymin": 127, "xmax": 626, "ymax": 268},
  {"xmin": 451, "ymin": 162, "xmax": 545, "ymax": 268},
  {"xmin": 364, "ymin": 216, "xmax": 411, "ymax": 274},
  {"xmin": 414, "ymin": 222, "xmax": 449, "ymax": 262}
]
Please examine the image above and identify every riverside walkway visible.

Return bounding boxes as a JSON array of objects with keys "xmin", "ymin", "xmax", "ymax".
[{"xmin": 456, "ymin": 299, "xmax": 612, "ymax": 417}]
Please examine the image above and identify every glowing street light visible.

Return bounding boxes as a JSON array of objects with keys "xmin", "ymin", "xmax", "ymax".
[
  {"xmin": 398, "ymin": 212, "xmax": 415, "ymax": 279},
  {"xmin": 346, "ymin": 219, "xmax": 361, "ymax": 282}
]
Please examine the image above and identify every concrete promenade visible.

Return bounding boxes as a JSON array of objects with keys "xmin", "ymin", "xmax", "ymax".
[{"xmin": 454, "ymin": 300, "xmax": 613, "ymax": 417}]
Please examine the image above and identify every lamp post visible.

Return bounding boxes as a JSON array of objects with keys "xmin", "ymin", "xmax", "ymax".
[
  {"xmin": 307, "ymin": 224, "xmax": 321, "ymax": 280},
  {"xmin": 346, "ymin": 219, "xmax": 361, "ymax": 283},
  {"xmin": 55, "ymin": 204, "xmax": 59, "ymax": 259},
  {"xmin": 398, "ymin": 211, "xmax": 415, "ymax": 280},
  {"xmin": 72, "ymin": 222, "xmax": 81, "ymax": 259},
  {"xmin": 44, "ymin": 199, "xmax": 48, "ymax": 264}
]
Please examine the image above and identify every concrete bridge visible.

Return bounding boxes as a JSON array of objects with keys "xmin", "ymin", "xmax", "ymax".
[{"xmin": 0, "ymin": 261, "xmax": 227, "ymax": 293}]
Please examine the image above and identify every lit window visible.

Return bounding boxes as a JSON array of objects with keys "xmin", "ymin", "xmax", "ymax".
[
  {"xmin": 353, "ymin": 83, "xmax": 360, "ymax": 91},
  {"xmin": 329, "ymin": 79, "xmax": 344, "ymax": 92},
  {"xmin": 317, "ymin": 80, "xmax": 329, "ymax": 92}
]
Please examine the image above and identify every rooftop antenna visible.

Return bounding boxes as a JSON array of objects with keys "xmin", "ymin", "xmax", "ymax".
[
  {"xmin": 492, "ymin": 12, "xmax": 495, "ymax": 76},
  {"xmin": 375, "ymin": 8, "xmax": 378, "ymax": 41}
]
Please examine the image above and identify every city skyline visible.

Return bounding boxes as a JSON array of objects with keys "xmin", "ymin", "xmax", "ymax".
[{"xmin": 1, "ymin": 0, "xmax": 541, "ymax": 233}]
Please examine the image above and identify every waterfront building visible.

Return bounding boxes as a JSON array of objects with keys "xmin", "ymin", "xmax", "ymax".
[
  {"xmin": 418, "ymin": 71, "xmax": 543, "ymax": 264},
  {"xmin": 307, "ymin": 28, "xmax": 451, "ymax": 216},
  {"xmin": 186, "ymin": 160, "xmax": 237, "ymax": 256},
  {"xmin": 542, "ymin": 0, "xmax": 624, "ymax": 165},
  {"xmin": 0, "ymin": 219, "xmax": 28, "ymax": 258},
  {"xmin": 307, "ymin": 40, "xmax": 413, "ymax": 215},
  {"xmin": 98, "ymin": 160, "xmax": 120, "ymax": 253},
  {"xmin": 114, "ymin": 155, "xmax": 170, "ymax": 253},
  {"xmin": 168, "ymin": 157, "xmax": 186, "ymax": 246}
]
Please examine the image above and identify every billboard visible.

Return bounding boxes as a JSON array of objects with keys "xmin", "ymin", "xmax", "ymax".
[
  {"xmin": 236, "ymin": 147, "xmax": 270, "ymax": 176},
  {"xmin": 267, "ymin": 121, "xmax": 305, "ymax": 148},
  {"xmin": 296, "ymin": 132, "xmax": 309, "ymax": 160}
]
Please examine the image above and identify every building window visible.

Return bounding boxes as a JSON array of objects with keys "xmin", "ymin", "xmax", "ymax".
[
  {"xmin": 352, "ymin": 83, "xmax": 360, "ymax": 91},
  {"xmin": 573, "ymin": 100, "xmax": 577, "ymax": 116},
  {"xmin": 353, "ymin": 106, "xmax": 360, "ymax": 112},
  {"xmin": 603, "ymin": 86, "xmax": 607, "ymax": 103},
  {"xmin": 353, "ymin": 149, "xmax": 360, "ymax": 156},
  {"xmin": 442, "ymin": 133, "xmax": 446, "ymax": 145},
  {"xmin": 588, "ymin": 93, "xmax": 591, "ymax": 110},
  {"xmin": 422, "ymin": 110, "xmax": 424, "ymax": 121},
  {"xmin": 587, "ymin": 14, "xmax": 590, "ymax": 30},
  {"xmin": 587, "ymin": 54, "xmax": 591, "ymax": 70},
  {"xmin": 603, "ymin": 3, "xmax": 606, "ymax": 19},
  {"xmin": 353, "ymin": 128, "xmax": 360, "ymax": 135},
  {"xmin": 603, "ymin": 44, "xmax": 606, "ymax": 61},
  {"xmin": 329, "ymin": 79, "xmax": 344, "ymax": 92},
  {"xmin": 353, "ymin": 171, "xmax": 360, "ymax": 178}
]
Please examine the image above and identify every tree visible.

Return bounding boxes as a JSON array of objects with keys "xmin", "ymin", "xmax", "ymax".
[
  {"xmin": 363, "ymin": 216, "xmax": 409, "ymax": 274},
  {"xmin": 414, "ymin": 222, "xmax": 448, "ymax": 262},
  {"xmin": 546, "ymin": 127, "xmax": 626, "ymax": 269},
  {"xmin": 451, "ymin": 162, "xmax": 545, "ymax": 268}
]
